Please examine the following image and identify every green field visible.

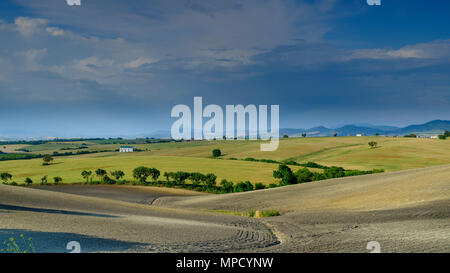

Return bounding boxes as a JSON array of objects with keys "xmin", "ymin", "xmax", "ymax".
[{"xmin": 0, "ymin": 136, "xmax": 449, "ymax": 185}]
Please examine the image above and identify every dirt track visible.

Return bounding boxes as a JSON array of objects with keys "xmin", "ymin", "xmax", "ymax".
[{"xmin": 1, "ymin": 165, "xmax": 449, "ymax": 252}]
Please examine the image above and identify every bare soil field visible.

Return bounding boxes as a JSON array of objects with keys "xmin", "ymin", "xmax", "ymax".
[{"xmin": 1, "ymin": 164, "xmax": 449, "ymax": 253}]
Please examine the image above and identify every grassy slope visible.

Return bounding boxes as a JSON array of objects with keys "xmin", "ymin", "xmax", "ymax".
[{"xmin": 0, "ymin": 137, "xmax": 449, "ymax": 185}]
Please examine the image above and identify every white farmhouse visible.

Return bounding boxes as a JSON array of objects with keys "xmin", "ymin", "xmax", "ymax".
[
  {"xmin": 119, "ymin": 146, "xmax": 134, "ymax": 152},
  {"xmin": 356, "ymin": 133, "xmax": 362, "ymax": 137}
]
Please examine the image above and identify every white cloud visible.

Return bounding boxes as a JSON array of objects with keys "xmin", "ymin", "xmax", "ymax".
[
  {"xmin": 124, "ymin": 57, "xmax": 156, "ymax": 69},
  {"xmin": 14, "ymin": 17, "xmax": 48, "ymax": 37},
  {"xmin": 346, "ymin": 40, "xmax": 450, "ymax": 60},
  {"xmin": 46, "ymin": 27, "xmax": 65, "ymax": 36}
]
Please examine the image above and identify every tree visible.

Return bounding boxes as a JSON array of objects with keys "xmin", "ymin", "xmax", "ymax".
[
  {"xmin": 273, "ymin": 164, "xmax": 297, "ymax": 185},
  {"xmin": 149, "ymin": 168, "xmax": 160, "ymax": 182},
  {"xmin": 302, "ymin": 133, "xmax": 307, "ymax": 138},
  {"xmin": 53, "ymin": 176, "xmax": 62, "ymax": 184},
  {"xmin": 368, "ymin": 141, "xmax": 377, "ymax": 149},
  {"xmin": 42, "ymin": 155, "xmax": 54, "ymax": 165},
  {"xmin": 445, "ymin": 130, "xmax": 450, "ymax": 137},
  {"xmin": 295, "ymin": 168, "xmax": 314, "ymax": 183},
  {"xmin": 133, "ymin": 166, "xmax": 152, "ymax": 183},
  {"xmin": 95, "ymin": 168, "xmax": 107, "ymax": 182},
  {"xmin": 212, "ymin": 149, "xmax": 222, "ymax": 158},
  {"xmin": 41, "ymin": 175, "xmax": 48, "ymax": 185},
  {"xmin": 81, "ymin": 170, "xmax": 92, "ymax": 183},
  {"xmin": 110, "ymin": 170, "xmax": 125, "ymax": 182},
  {"xmin": 283, "ymin": 134, "xmax": 289, "ymax": 138},
  {"xmin": 0, "ymin": 172, "xmax": 12, "ymax": 183},
  {"xmin": 173, "ymin": 171, "xmax": 190, "ymax": 185},
  {"xmin": 25, "ymin": 177, "xmax": 33, "ymax": 185},
  {"xmin": 163, "ymin": 172, "xmax": 171, "ymax": 182},
  {"xmin": 189, "ymin": 172, "xmax": 205, "ymax": 186},
  {"xmin": 375, "ymin": 133, "xmax": 380, "ymax": 137},
  {"xmin": 220, "ymin": 179, "xmax": 234, "ymax": 193},
  {"xmin": 438, "ymin": 135, "xmax": 446, "ymax": 140},
  {"xmin": 203, "ymin": 173, "xmax": 217, "ymax": 188},
  {"xmin": 333, "ymin": 133, "xmax": 338, "ymax": 137}
]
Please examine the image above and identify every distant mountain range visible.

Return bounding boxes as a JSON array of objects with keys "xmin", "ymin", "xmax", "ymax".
[
  {"xmin": 1, "ymin": 120, "xmax": 448, "ymax": 141},
  {"xmin": 280, "ymin": 120, "xmax": 450, "ymax": 137}
]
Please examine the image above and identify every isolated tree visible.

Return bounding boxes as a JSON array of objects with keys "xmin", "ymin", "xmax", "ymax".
[
  {"xmin": 42, "ymin": 155, "xmax": 54, "ymax": 165},
  {"xmin": 95, "ymin": 168, "xmax": 107, "ymax": 182},
  {"xmin": 81, "ymin": 170, "xmax": 92, "ymax": 183},
  {"xmin": 53, "ymin": 176, "xmax": 62, "ymax": 184},
  {"xmin": 0, "ymin": 172, "xmax": 12, "ymax": 183},
  {"xmin": 24, "ymin": 177, "xmax": 33, "ymax": 185},
  {"xmin": 212, "ymin": 149, "xmax": 222, "ymax": 158},
  {"xmin": 110, "ymin": 170, "xmax": 125, "ymax": 182},
  {"xmin": 283, "ymin": 134, "xmax": 289, "ymax": 138},
  {"xmin": 133, "ymin": 166, "xmax": 152, "ymax": 183},
  {"xmin": 41, "ymin": 175, "xmax": 48, "ymax": 185},
  {"xmin": 375, "ymin": 133, "xmax": 380, "ymax": 137},
  {"xmin": 302, "ymin": 133, "xmax": 307, "ymax": 138},
  {"xmin": 368, "ymin": 141, "xmax": 378, "ymax": 149},
  {"xmin": 333, "ymin": 133, "xmax": 338, "ymax": 137}
]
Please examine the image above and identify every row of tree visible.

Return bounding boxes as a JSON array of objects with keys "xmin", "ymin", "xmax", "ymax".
[
  {"xmin": 273, "ymin": 164, "xmax": 384, "ymax": 186},
  {"xmin": 1, "ymin": 172, "xmax": 62, "ymax": 185},
  {"xmin": 76, "ymin": 167, "xmax": 267, "ymax": 194}
]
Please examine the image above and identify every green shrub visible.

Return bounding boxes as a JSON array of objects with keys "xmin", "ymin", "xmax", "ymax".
[
  {"xmin": 234, "ymin": 181, "xmax": 254, "ymax": 192},
  {"xmin": 273, "ymin": 164, "xmax": 297, "ymax": 185},
  {"xmin": 295, "ymin": 168, "xmax": 315, "ymax": 183},
  {"xmin": 255, "ymin": 182, "xmax": 266, "ymax": 190},
  {"xmin": 259, "ymin": 210, "xmax": 280, "ymax": 217},
  {"xmin": 324, "ymin": 166, "xmax": 346, "ymax": 179}
]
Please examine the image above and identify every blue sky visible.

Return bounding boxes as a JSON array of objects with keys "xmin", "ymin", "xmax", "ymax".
[{"xmin": 0, "ymin": 0, "xmax": 449, "ymax": 138}]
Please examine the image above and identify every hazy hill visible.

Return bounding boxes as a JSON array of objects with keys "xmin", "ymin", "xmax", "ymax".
[{"xmin": 280, "ymin": 120, "xmax": 450, "ymax": 137}]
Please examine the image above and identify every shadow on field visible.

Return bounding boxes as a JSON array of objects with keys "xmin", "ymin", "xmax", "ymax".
[
  {"xmin": 0, "ymin": 229, "xmax": 147, "ymax": 253},
  {"xmin": 0, "ymin": 204, "xmax": 118, "ymax": 218}
]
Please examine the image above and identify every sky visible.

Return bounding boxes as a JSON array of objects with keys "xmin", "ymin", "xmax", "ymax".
[{"xmin": 0, "ymin": 0, "xmax": 449, "ymax": 138}]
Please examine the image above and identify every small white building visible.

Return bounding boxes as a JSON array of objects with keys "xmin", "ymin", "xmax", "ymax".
[
  {"xmin": 430, "ymin": 135, "xmax": 439, "ymax": 139},
  {"xmin": 356, "ymin": 133, "xmax": 362, "ymax": 137},
  {"xmin": 119, "ymin": 146, "xmax": 134, "ymax": 152}
]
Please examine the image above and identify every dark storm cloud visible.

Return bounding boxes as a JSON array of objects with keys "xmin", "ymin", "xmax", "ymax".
[{"xmin": 0, "ymin": 0, "xmax": 449, "ymax": 137}]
